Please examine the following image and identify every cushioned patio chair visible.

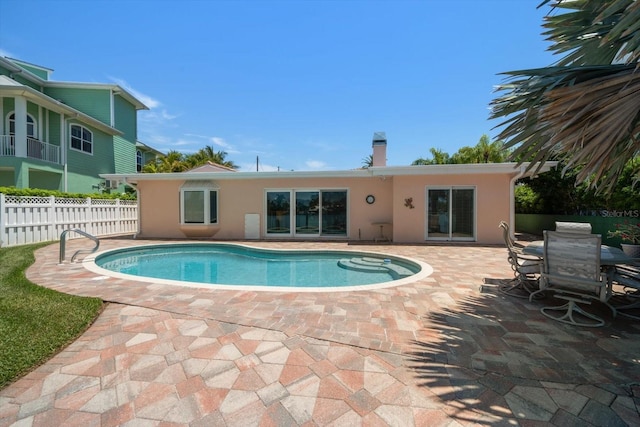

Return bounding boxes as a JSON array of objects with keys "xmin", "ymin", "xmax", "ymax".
[
  {"xmin": 555, "ymin": 221, "xmax": 592, "ymax": 234},
  {"xmin": 498, "ymin": 221, "xmax": 541, "ymax": 298},
  {"xmin": 530, "ymin": 231, "xmax": 614, "ymax": 327}
]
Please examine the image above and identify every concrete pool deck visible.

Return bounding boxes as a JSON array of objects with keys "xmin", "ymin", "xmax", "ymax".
[{"xmin": 1, "ymin": 238, "xmax": 639, "ymax": 426}]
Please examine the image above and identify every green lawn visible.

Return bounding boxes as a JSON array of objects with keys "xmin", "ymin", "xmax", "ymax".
[{"xmin": 0, "ymin": 243, "xmax": 103, "ymax": 389}]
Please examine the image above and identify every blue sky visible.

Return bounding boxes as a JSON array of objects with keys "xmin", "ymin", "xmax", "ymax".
[{"xmin": 0, "ymin": 0, "xmax": 556, "ymax": 172}]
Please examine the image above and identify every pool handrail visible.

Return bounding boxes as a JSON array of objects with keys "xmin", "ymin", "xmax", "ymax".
[{"xmin": 59, "ymin": 229, "xmax": 100, "ymax": 264}]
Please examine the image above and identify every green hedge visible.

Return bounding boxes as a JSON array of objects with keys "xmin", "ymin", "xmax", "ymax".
[{"xmin": 0, "ymin": 186, "xmax": 136, "ymax": 200}]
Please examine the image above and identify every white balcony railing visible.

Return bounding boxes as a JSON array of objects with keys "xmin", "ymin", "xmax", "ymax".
[
  {"xmin": 0, "ymin": 135, "xmax": 15, "ymax": 157},
  {"xmin": 27, "ymin": 137, "xmax": 61, "ymax": 164},
  {"xmin": 0, "ymin": 135, "xmax": 61, "ymax": 164}
]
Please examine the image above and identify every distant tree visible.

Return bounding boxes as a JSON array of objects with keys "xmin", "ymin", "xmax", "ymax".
[
  {"xmin": 517, "ymin": 164, "xmax": 580, "ymax": 214},
  {"xmin": 515, "ymin": 157, "xmax": 640, "ymax": 214},
  {"xmin": 412, "ymin": 148, "xmax": 451, "ymax": 165},
  {"xmin": 142, "ymin": 150, "xmax": 188, "ymax": 173},
  {"xmin": 514, "ymin": 184, "xmax": 541, "ymax": 214},
  {"xmin": 142, "ymin": 146, "xmax": 238, "ymax": 173},
  {"xmin": 186, "ymin": 146, "xmax": 238, "ymax": 169},
  {"xmin": 412, "ymin": 135, "xmax": 508, "ymax": 165},
  {"xmin": 450, "ymin": 135, "xmax": 509, "ymax": 164}
]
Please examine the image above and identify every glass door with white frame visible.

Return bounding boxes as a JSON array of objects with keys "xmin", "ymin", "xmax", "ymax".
[
  {"xmin": 426, "ymin": 187, "xmax": 475, "ymax": 241},
  {"xmin": 295, "ymin": 191, "xmax": 320, "ymax": 235},
  {"xmin": 266, "ymin": 191, "xmax": 291, "ymax": 235}
]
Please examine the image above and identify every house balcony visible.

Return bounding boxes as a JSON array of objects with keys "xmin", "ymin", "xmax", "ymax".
[{"xmin": 0, "ymin": 135, "xmax": 61, "ymax": 165}]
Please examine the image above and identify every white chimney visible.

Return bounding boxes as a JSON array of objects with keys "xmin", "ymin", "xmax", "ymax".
[{"xmin": 372, "ymin": 131, "xmax": 387, "ymax": 167}]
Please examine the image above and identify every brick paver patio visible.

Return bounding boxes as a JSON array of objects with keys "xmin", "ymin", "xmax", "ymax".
[{"xmin": 1, "ymin": 238, "xmax": 638, "ymax": 426}]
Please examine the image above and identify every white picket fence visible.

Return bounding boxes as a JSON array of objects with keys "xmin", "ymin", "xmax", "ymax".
[{"xmin": 0, "ymin": 193, "xmax": 138, "ymax": 247}]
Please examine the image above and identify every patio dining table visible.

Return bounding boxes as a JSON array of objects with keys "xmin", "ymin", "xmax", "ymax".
[{"xmin": 522, "ymin": 240, "xmax": 636, "ymax": 266}]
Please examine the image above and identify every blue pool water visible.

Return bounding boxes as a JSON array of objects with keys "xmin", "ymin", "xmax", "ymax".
[{"xmin": 94, "ymin": 244, "xmax": 422, "ymax": 288}]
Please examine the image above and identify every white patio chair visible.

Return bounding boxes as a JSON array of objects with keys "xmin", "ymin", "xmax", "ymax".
[
  {"xmin": 555, "ymin": 221, "xmax": 592, "ymax": 234},
  {"xmin": 499, "ymin": 221, "xmax": 525, "ymax": 253},
  {"xmin": 530, "ymin": 231, "xmax": 614, "ymax": 327},
  {"xmin": 498, "ymin": 221, "xmax": 541, "ymax": 298}
]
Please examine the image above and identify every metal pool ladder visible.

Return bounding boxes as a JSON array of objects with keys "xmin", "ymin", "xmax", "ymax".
[{"xmin": 59, "ymin": 229, "xmax": 100, "ymax": 264}]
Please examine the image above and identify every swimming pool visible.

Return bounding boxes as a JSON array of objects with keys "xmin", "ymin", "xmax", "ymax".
[{"xmin": 87, "ymin": 243, "xmax": 432, "ymax": 291}]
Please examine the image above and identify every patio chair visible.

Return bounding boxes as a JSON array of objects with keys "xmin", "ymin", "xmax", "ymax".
[
  {"xmin": 555, "ymin": 221, "xmax": 592, "ymax": 234},
  {"xmin": 611, "ymin": 264, "xmax": 640, "ymax": 320},
  {"xmin": 498, "ymin": 221, "xmax": 541, "ymax": 298},
  {"xmin": 530, "ymin": 231, "xmax": 614, "ymax": 327},
  {"xmin": 499, "ymin": 221, "xmax": 525, "ymax": 253}
]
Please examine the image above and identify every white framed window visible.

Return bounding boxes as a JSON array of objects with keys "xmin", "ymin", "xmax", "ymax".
[
  {"xmin": 70, "ymin": 124, "xmax": 93, "ymax": 154},
  {"xmin": 8, "ymin": 112, "xmax": 37, "ymax": 138},
  {"xmin": 136, "ymin": 150, "xmax": 143, "ymax": 172},
  {"xmin": 180, "ymin": 181, "xmax": 218, "ymax": 224}
]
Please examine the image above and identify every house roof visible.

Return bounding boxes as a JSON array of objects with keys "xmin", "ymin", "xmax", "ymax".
[
  {"xmin": 0, "ymin": 75, "xmax": 123, "ymax": 136},
  {"xmin": 4, "ymin": 57, "xmax": 53, "ymax": 79},
  {"xmin": 136, "ymin": 141, "xmax": 165, "ymax": 156},
  {"xmin": 102, "ymin": 162, "xmax": 557, "ymax": 185},
  {"xmin": 46, "ymin": 81, "xmax": 149, "ymax": 111},
  {"xmin": 188, "ymin": 162, "xmax": 238, "ymax": 173},
  {"xmin": 0, "ymin": 57, "xmax": 149, "ymax": 111}
]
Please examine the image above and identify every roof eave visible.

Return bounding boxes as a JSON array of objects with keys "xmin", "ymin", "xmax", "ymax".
[
  {"xmin": 102, "ymin": 162, "xmax": 558, "ymax": 184},
  {"xmin": 102, "ymin": 169, "xmax": 372, "ymax": 183},
  {"xmin": 369, "ymin": 162, "xmax": 557, "ymax": 177}
]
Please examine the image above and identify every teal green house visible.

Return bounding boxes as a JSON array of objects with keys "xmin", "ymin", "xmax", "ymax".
[{"xmin": 0, "ymin": 57, "xmax": 159, "ymax": 192}]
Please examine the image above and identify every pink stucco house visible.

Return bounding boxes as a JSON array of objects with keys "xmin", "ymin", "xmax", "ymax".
[{"xmin": 103, "ymin": 134, "xmax": 554, "ymax": 245}]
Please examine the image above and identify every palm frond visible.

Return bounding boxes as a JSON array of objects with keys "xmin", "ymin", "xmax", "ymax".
[
  {"xmin": 492, "ymin": 1, "xmax": 640, "ymax": 192},
  {"xmin": 491, "ymin": 64, "xmax": 640, "ymax": 191},
  {"xmin": 540, "ymin": 0, "xmax": 640, "ymax": 65}
]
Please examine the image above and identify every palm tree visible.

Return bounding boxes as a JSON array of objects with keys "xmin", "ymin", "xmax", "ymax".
[
  {"xmin": 451, "ymin": 135, "xmax": 509, "ymax": 164},
  {"xmin": 361, "ymin": 154, "xmax": 373, "ymax": 168},
  {"xmin": 142, "ymin": 150, "xmax": 187, "ymax": 173},
  {"xmin": 412, "ymin": 148, "xmax": 452, "ymax": 165},
  {"xmin": 186, "ymin": 146, "xmax": 238, "ymax": 170},
  {"xmin": 143, "ymin": 146, "xmax": 239, "ymax": 173},
  {"xmin": 490, "ymin": 0, "xmax": 640, "ymax": 192}
]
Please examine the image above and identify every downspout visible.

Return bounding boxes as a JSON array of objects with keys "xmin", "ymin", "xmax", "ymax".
[{"xmin": 509, "ymin": 165, "xmax": 526, "ymax": 242}]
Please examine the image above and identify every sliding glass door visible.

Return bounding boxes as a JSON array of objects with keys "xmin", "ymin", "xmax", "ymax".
[
  {"xmin": 320, "ymin": 191, "xmax": 347, "ymax": 236},
  {"xmin": 295, "ymin": 191, "xmax": 319, "ymax": 235},
  {"xmin": 266, "ymin": 189, "xmax": 347, "ymax": 237},
  {"xmin": 266, "ymin": 191, "xmax": 291, "ymax": 234},
  {"xmin": 426, "ymin": 187, "xmax": 475, "ymax": 241}
]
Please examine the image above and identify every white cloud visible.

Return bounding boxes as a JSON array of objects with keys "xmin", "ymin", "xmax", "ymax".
[
  {"xmin": 305, "ymin": 160, "xmax": 327, "ymax": 170},
  {"xmin": 108, "ymin": 76, "xmax": 161, "ymax": 109},
  {"xmin": 139, "ymin": 109, "xmax": 180, "ymax": 125},
  {"xmin": 173, "ymin": 140, "xmax": 193, "ymax": 147},
  {"xmin": 184, "ymin": 133, "xmax": 209, "ymax": 140},
  {"xmin": 180, "ymin": 134, "xmax": 239, "ymax": 154},
  {"xmin": 211, "ymin": 136, "xmax": 233, "ymax": 150},
  {"xmin": 0, "ymin": 48, "xmax": 14, "ymax": 58}
]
